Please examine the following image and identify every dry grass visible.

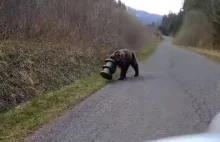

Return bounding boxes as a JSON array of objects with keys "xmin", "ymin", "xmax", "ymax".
[
  {"xmin": 0, "ymin": 0, "xmax": 158, "ymax": 111},
  {"xmin": 174, "ymin": 10, "xmax": 213, "ymax": 47},
  {"xmin": 0, "ymin": 73, "xmax": 108, "ymax": 142},
  {"xmin": 173, "ymin": 10, "xmax": 220, "ymax": 63},
  {"xmin": 0, "ymin": 39, "xmax": 106, "ymax": 112},
  {"xmin": 0, "ymin": 38, "xmax": 161, "ymax": 142},
  {"xmin": 186, "ymin": 47, "xmax": 220, "ymax": 63},
  {"xmin": 0, "ymin": 0, "xmax": 159, "ymax": 141},
  {"xmin": 136, "ymin": 38, "xmax": 161, "ymax": 61}
]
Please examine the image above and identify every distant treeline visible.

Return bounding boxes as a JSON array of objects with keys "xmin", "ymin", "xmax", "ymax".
[{"xmin": 159, "ymin": 0, "xmax": 220, "ymax": 49}]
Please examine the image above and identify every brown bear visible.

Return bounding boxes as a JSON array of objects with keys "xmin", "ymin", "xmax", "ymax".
[{"xmin": 110, "ymin": 48, "xmax": 139, "ymax": 80}]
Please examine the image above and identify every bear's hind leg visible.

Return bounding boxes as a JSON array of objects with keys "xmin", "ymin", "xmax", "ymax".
[
  {"xmin": 118, "ymin": 65, "xmax": 130, "ymax": 80},
  {"xmin": 131, "ymin": 62, "xmax": 139, "ymax": 77}
]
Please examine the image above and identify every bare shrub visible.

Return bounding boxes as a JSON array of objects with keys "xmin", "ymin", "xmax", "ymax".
[{"xmin": 175, "ymin": 10, "xmax": 213, "ymax": 47}]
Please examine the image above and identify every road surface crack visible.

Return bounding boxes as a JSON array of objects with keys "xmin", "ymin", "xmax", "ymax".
[{"xmin": 170, "ymin": 75, "xmax": 212, "ymax": 131}]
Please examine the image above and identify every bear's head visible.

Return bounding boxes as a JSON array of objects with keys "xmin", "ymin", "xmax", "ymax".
[{"xmin": 110, "ymin": 50, "xmax": 123, "ymax": 62}]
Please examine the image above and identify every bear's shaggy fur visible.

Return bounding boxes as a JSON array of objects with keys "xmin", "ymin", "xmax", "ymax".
[{"xmin": 110, "ymin": 49, "xmax": 139, "ymax": 80}]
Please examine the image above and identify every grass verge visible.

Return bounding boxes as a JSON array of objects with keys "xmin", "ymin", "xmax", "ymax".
[
  {"xmin": 181, "ymin": 46, "xmax": 220, "ymax": 63},
  {"xmin": 136, "ymin": 39, "xmax": 160, "ymax": 61},
  {"xmin": 0, "ymin": 74, "xmax": 109, "ymax": 142},
  {"xmin": 0, "ymin": 39, "xmax": 161, "ymax": 142}
]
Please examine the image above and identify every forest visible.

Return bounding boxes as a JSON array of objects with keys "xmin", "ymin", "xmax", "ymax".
[{"xmin": 159, "ymin": 0, "xmax": 220, "ymax": 49}]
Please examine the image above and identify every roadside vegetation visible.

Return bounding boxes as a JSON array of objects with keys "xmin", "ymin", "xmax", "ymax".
[
  {"xmin": 183, "ymin": 47, "xmax": 220, "ymax": 63},
  {"xmin": 136, "ymin": 38, "xmax": 160, "ymax": 61},
  {"xmin": 0, "ymin": 0, "xmax": 161, "ymax": 141},
  {"xmin": 159, "ymin": 0, "xmax": 220, "ymax": 60},
  {"xmin": 0, "ymin": 0, "xmax": 160, "ymax": 112},
  {"xmin": 0, "ymin": 38, "xmax": 161, "ymax": 142},
  {"xmin": 0, "ymin": 73, "xmax": 108, "ymax": 142}
]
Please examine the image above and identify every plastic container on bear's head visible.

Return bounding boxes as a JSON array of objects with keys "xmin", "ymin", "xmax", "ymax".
[{"xmin": 100, "ymin": 59, "xmax": 117, "ymax": 80}]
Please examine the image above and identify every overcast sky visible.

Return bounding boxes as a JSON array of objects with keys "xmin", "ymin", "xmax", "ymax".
[{"xmin": 120, "ymin": 0, "xmax": 184, "ymax": 15}]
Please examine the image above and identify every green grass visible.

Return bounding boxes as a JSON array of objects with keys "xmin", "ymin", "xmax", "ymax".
[
  {"xmin": 136, "ymin": 39, "xmax": 160, "ymax": 61},
  {"xmin": 0, "ymin": 74, "xmax": 109, "ymax": 142},
  {"xmin": 0, "ymin": 39, "xmax": 161, "ymax": 142}
]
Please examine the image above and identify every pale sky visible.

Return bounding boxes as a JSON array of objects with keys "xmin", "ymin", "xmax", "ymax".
[{"xmin": 120, "ymin": 0, "xmax": 184, "ymax": 15}]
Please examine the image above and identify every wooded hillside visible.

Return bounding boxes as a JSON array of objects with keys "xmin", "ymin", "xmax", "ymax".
[{"xmin": 159, "ymin": 0, "xmax": 220, "ymax": 49}]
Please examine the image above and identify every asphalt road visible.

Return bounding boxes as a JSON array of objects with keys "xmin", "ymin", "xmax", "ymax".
[{"xmin": 25, "ymin": 37, "xmax": 220, "ymax": 142}]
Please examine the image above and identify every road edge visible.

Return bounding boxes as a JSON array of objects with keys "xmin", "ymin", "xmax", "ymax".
[{"xmin": 176, "ymin": 45, "xmax": 220, "ymax": 64}]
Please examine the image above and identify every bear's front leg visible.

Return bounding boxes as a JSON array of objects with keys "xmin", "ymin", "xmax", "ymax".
[{"xmin": 118, "ymin": 65, "xmax": 129, "ymax": 80}]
